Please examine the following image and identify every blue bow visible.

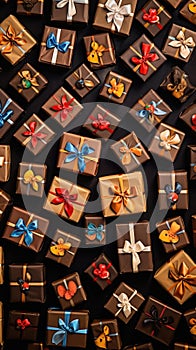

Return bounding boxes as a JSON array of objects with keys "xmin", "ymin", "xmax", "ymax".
[
  {"xmin": 87, "ymin": 223, "xmax": 105, "ymax": 242},
  {"xmin": 47, "ymin": 312, "xmax": 87, "ymax": 347},
  {"xmin": 10, "ymin": 218, "xmax": 38, "ymax": 247},
  {"xmin": 46, "ymin": 32, "xmax": 70, "ymax": 53},
  {"xmin": 136, "ymin": 100, "xmax": 166, "ymax": 124},
  {"xmin": 64, "ymin": 142, "xmax": 95, "ymax": 173},
  {"xmin": 0, "ymin": 99, "xmax": 14, "ymax": 128}
]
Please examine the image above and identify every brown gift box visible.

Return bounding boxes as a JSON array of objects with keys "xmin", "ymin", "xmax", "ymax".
[
  {"xmin": 174, "ymin": 344, "xmax": 196, "ymax": 350},
  {"xmin": 184, "ymin": 308, "xmax": 196, "ymax": 341},
  {"xmin": 189, "ymin": 145, "xmax": 196, "ymax": 180},
  {"xmin": 51, "ymin": 0, "xmax": 88, "ymax": 23},
  {"xmin": 116, "ymin": 222, "xmax": 153, "ymax": 273},
  {"xmin": 192, "ymin": 215, "xmax": 196, "ymax": 247},
  {"xmin": 180, "ymin": 1, "xmax": 196, "ymax": 25},
  {"xmin": 17, "ymin": 0, "xmax": 44, "ymax": 15},
  {"xmin": 39, "ymin": 26, "xmax": 76, "ymax": 67},
  {"xmin": 99, "ymin": 172, "xmax": 146, "ymax": 217},
  {"xmin": 0, "ymin": 145, "xmax": 10, "ymax": 182},
  {"xmin": 85, "ymin": 215, "xmax": 106, "ymax": 245},
  {"xmin": 0, "ymin": 302, "xmax": 3, "ymax": 346},
  {"xmin": 99, "ymin": 71, "xmax": 132, "ymax": 104},
  {"xmin": 180, "ymin": 103, "xmax": 196, "ymax": 132},
  {"xmin": 164, "ymin": 0, "xmax": 183, "ymax": 7},
  {"xmin": 123, "ymin": 344, "xmax": 154, "ymax": 350},
  {"xmin": 16, "ymin": 163, "xmax": 46, "ymax": 197},
  {"xmin": 7, "ymin": 310, "xmax": 39, "ymax": 341},
  {"xmin": 91, "ymin": 318, "xmax": 121, "ymax": 350},
  {"xmin": 0, "ymin": 15, "xmax": 36, "ymax": 65},
  {"xmin": 0, "ymin": 248, "xmax": 4, "ymax": 285},
  {"xmin": 0, "ymin": 189, "xmax": 11, "ymax": 221},
  {"xmin": 44, "ymin": 176, "xmax": 90, "ymax": 222}
]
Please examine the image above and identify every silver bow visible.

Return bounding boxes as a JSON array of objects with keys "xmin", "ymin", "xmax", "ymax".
[
  {"xmin": 168, "ymin": 29, "xmax": 195, "ymax": 59},
  {"xmin": 105, "ymin": 0, "xmax": 133, "ymax": 32},
  {"xmin": 113, "ymin": 290, "xmax": 138, "ymax": 318}
]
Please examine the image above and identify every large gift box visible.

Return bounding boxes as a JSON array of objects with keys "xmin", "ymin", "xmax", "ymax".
[
  {"xmin": 0, "ymin": 89, "xmax": 23, "ymax": 138},
  {"xmin": 51, "ymin": 0, "xmax": 89, "ymax": 23},
  {"xmin": 7, "ymin": 310, "xmax": 40, "ymax": 341},
  {"xmin": 91, "ymin": 318, "xmax": 121, "ymax": 349},
  {"xmin": 0, "ymin": 145, "xmax": 10, "ymax": 182}
]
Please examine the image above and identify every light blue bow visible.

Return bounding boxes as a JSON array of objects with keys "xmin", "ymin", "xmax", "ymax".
[
  {"xmin": 46, "ymin": 32, "xmax": 70, "ymax": 53},
  {"xmin": 0, "ymin": 99, "xmax": 13, "ymax": 128},
  {"xmin": 64, "ymin": 142, "xmax": 95, "ymax": 173},
  {"xmin": 87, "ymin": 223, "xmax": 105, "ymax": 242},
  {"xmin": 136, "ymin": 100, "xmax": 166, "ymax": 124},
  {"xmin": 10, "ymin": 218, "xmax": 38, "ymax": 247}
]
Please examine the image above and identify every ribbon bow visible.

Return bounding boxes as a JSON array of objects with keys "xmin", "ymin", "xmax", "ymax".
[
  {"xmin": 50, "ymin": 187, "xmax": 79, "ymax": 218},
  {"xmin": 119, "ymin": 140, "xmax": 142, "ymax": 165},
  {"xmin": 167, "ymin": 70, "xmax": 188, "ymax": 99},
  {"xmin": 189, "ymin": 1, "xmax": 196, "ymax": 13},
  {"xmin": 110, "ymin": 182, "xmax": 137, "ymax": 214},
  {"xmin": 18, "ymin": 70, "xmax": 39, "ymax": 92},
  {"xmin": 86, "ymin": 223, "xmax": 105, "ymax": 242},
  {"xmin": 189, "ymin": 318, "xmax": 196, "ymax": 335},
  {"xmin": 64, "ymin": 142, "xmax": 95, "ymax": 173},
  {"xmin": 51, "ymin": 95, "xmax": 74, "ymax": 122},
  {"xmin": 143, "ymin": 8, "xmax": 160, "ymax": 24},
  {"xmin": 95, "ymin": 325, "xmax": 112, "ymax": 349},
  {"xmin": 74, "ymin": 69, "xmax": 95, "ymax": 90},
  {"xmin": 22, "ymin": 0, "xmax": 38, "ymax": 11},
  {"xmin": 17, "ymin": 271, "xmax": 31, "ymax": 295},
  {"xmin": 114, "ymin": 291, "xmax": 138, "ymax": 318},
  {"xmin": 169, "ymin": 262, "xmax": 196, "ymax": 299},
  {"xmin": 123, "ymin": 239, "xmax": 150, "ymax": 271},
  {"xmin": 56, "ymin": 0, "xmax": 77, "ymax": 18},
  {"xmin": 137, "ymin": 100, "xmax": 166, "ymax": 124},
  {"xmin": 16, "ymin": 318, "xmax": 31, "ymax": 330},
  {"xmin": 46, "ymin": 32, "xmax": 70, "ymax": 53},
  {"xmin": 91, "ymin": 113, "xmax": 111, "ymax": 132},
  {"xmin": 106, "ymin": 78, "xmax": 125, "ymax": 98},
  {"xmin": 0, "ymin": 99, "xmax": 13, "ymax": 128},
  {"xmin": 23, "ymin": 169, "xmax": 44, "ymax": 192},
  {"xmin": 131, "ymin": 43, "xmax": 159, "ymax": 75},
  {"xmin": 105, "ymin": 0, "xmax": 132, "ymax": 32},
  {"xmin": 0, "ymin": 25, "xmax": 26, "ymax": 54},
  {"xmin": 159, "ymin": 221, "xmax": 184, "ymax": 244},
  {"xmin": 93, "ymin": 263, "xmax": 110, "ymax": 280},
  {"xmin": 143, "ymin": 305, "xmax": 174, "ymax": 336},
  {"xmin": 22, "ymin": 121, "xmax": 47, "ymax": 148},
  {"xmin": 168, "ymin": 29, "xmax": 195, "ymax": 59},
  {"xmin": 87, "ymin": 41, "xmax": 106, "ymax": 64},
  {"xmin": 191, "ymin": 114, "xmax": 196, "ymax": 131},
  {"xmin": 159, "ymin": 129, "xmax": 181, "ymax": 151},
  {"xmin": 164, "ymin": 182, "xmax": 182, "ymax": 208},
  {"xmin": 10, "ymin": 218, "xmax": 38, "ymax": 247},
  {"xmin": 50, "ymin": 238, "xmax": 72, "ymax": 256}
]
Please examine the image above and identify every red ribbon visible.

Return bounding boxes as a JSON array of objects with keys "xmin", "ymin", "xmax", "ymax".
[
  {"xmin": 22, "ymin": 121, "xmax": 47, "ymax": 148},
  {"xmin": 131, "ymin": 43, "xmax": 159, "ymax": 75},
  {"xmin": 50, "ymin": 187, "xmax": 84, "ymax": 218},
  {"xmin": 92, "ymin": 262, "xmax": 112, "ymax": 284},
  {"xmin": 89, "ymin": 113, "xmax": 113, "ymax": 134},
  {"xmin": 142, "ymin": 8, "xmax": 163, "ymax": 30},
  {"xmin": 16, "ymin": 318, "xmax": 31, "ymax": 330},
  {"xmin": 51, "ymin": 95, "xmax": 74, "ymax": 122},
  {"xmin": 191, "ymin": 114, "xmax": 196, "ymax": 131}
]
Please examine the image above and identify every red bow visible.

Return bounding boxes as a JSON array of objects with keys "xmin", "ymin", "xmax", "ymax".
[
  {"xmin": 16, "ymin": 318, "xmax": 31, "ymax": 330},
  {"xmin": 50, "ymin": 187, "xmax": 80, "ymax": 218},
  {"xmin": 142, "ymin": 8, "xmax": 163, "ymax": 29},
  {"xmin": 92, "ymin": 263, "xmax": 112, "ymax": 280},
  {"xmin": 131, "ymin": 43, "xmax": 159, "ymax": 75},
  {"xmin": 51, "ymin": 95, "xmax": 74, "ymax": 122},
  {"xmin": 90, "ymin": 113, "xmax": 113, "ymax": 134},
  {"xmin": 22, "ymin": 121, "xmax": 47, "ymax": 148},
  {"xmin": 191, "ymin": 114, "xmax": 196, "ymax": 131}
]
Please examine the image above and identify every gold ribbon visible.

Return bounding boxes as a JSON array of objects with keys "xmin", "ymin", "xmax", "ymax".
[
  {"xmin": 0, "ymin": 24, "xmax": 26, "ymax": 54},
  {"xmin": 189, "ymin": 318, "xmax": 196, "ymax": 335},
  {"xmin": 107, "ymin": 78, "xmax": 125, "ymax": 98},
  {"xmin": 18, "ymin": 70, "xmax": 40, "ymax": 94},
  {"xmin": 95, "ymin": 325, "xmax": 112, "ymax": 349},
  {"xmin": 73, "ymin": 69, "xmax": 95, "ymax": 90},
  {"xmin": 159, "ymin": 221, "xmax": 184, "ymax": 246},
  {"xmin": 87, "ymin": 40, "xmax": 106, "ymax": 65},
  {"xmin": 168, "ymin": 261, "xmax": 196, "ymax": 299},
  {"xmin": 110, "ymin": 176, "xmax": 137, "ymax": 214}
]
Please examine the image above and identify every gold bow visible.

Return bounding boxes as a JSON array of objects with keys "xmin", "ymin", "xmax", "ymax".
[
  {"xmin": 159, "ymin": 221, "xmax": 182, "ymax": 244},
  {"xmin": 159, "ymin": 129, "xmax": 181, "ymax": 151},
  {"xmin": 167, "ymin": 73, "xmax": 187, "ymax": 99},
  {"xmin": 168, "ymin": 28, "xmax": 195, "ymax": 59},
  {"xmin": 169, "ymin": 262, "xmax": 196, "ymax": 299},
  {"xmin": 119, "ymin": 145, "xmax": 142, "ymax": 165},
  {"xmin": 23, "ymin": 169, "xmax": 44, "ymax": 192},
  {"xmin": 50, "ymin": 238, "xmax": 72, "ymax": 257},
  {"xmin": 0, "ymin": 25, "xmax": 26, "ymax": 54},
  {"xmin": 107, "ymin": 78, "xmax": 124, "ymax": 98},
  {"xmin": 87, "ymin": 41, "xmax": 106, "ymax": 64},
  {"xmin": 18, "ymin": 70, "xmax": 39, "ymax": 93},
  {"xmin": 189, "ymin": 318, "xmax": 196, "ymax": 335},
  {"xmin": 110, "ymin": 177, "xmax": 137, "ymax": 214},
  {"xmin": 95, "ymin": 325, "xmax": 112, "ymax": 349}
]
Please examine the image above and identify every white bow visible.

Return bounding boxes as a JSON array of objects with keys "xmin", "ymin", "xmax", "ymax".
[
  {"xmin": 168, "ymin": 29, "xmax": 195, "ymax": 59},
  {"xmin": 105, "ymin": 0, "xmax": 133, "ymax": 32},
  {"xmin": 56, "ymin": 0, "xmax": 77, "ymax": 17},
  {"xmin": 114, "ymin": 291, "xmax": 138, "ymax": 318},
  {"xmin": 159, "ymin": 129, "xmax": 181, "ymax": 151}
]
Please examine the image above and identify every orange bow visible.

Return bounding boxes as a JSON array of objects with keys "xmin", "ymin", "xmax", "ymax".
[
  {"xmin": 119, "ymin": 142, "xmax": 142, "ymax": 165},
  {"xmin": 107, "ymin": 78, "xmax": 125, "ymax": 98},
  {"xmin": 169, "ymin": 262, "xmax": 196, "ymax": 299},
  {"xmin": 159, "ymin": 221, "xmax": 183, "ymax": 244},
  {"xmin": 0, "ymin": 25, "xmax": 26, "ymax": 54},
  {"xmin": 110, "ymin": 178, "xmax": 137, "ymax": 214}
]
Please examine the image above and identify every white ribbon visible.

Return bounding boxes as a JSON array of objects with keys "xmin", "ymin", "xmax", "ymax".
[
  {"xmin": 56, "ymin": 0, "xmax": 88, "ymax": 21},
  {"xmin": 105, "ymin": 0, "xmax": 133, "ymax": 32},
  {"xmin": 113, "ymin": 289, "xmax": 138, "ymax": 318},
  {"xmin": 168, "ymin": 29, "xmax": 195, "ymax": 59},
  {"xmin": 156, "ymin": 129, "xmax": 181, "ymax": 151},
  {"xmin": 52, "ymin": 28, "xmax": 61, "ymax": 65}
]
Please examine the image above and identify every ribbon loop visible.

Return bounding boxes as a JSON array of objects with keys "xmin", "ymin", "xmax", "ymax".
[{"xmin": 110, "ymin": 180, "xmax": 137, "ymax": 214}]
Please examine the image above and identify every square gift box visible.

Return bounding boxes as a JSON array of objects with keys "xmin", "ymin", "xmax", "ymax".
[
  {"xmin": 51, "ymin": 0, "xmax": 89, "ymax": 23},
  {"xmin": 184, "ymin": 309, "xmax": 196, "ymax": 341},
  {"xmin": 180, "ymin": 1, "xmax": 196, "ymax": 25},
  {"xmin": 16, "ymin": 0, "xmax": 44, "ymax": 15},
  {"xmin": 192, "ymin": 215, "xmax": 196, "ymax": 247},
  {"xmin": 180, "ymin": 103, "xmax": 196, "ymax": 132},
  {"xmin": 189, "ymin": 145, "xmax": 196, "ymax": 180},
  {"xmin": 0, "ymin": 189, "xmax": 11, "ymax": 221},
  {"xmin": 91, "ymin": 318, "xmax": 121, "ymax": 350},
  {"xmin": 0, "ymin": 145, "xmax": 11, "ymax": 182},
  {"xmin": 99, "ymin": 71, "xmax": 132, "ymax": 104},
  {"xmin": 85, "ymin": 215, "xmax": 106, "ymax": 245},
  {"xmin": 7, "ymin": 310, "xmax": 40, "ymax": 341},
  {"xmin": 16, "ymin": 163, "xmax": 46, "ymax": 197}
]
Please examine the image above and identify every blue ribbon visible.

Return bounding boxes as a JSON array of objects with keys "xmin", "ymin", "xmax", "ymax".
[
  {"xmin": 46, "ymin": 32, "xmax": 70, "ymax": 53},
  {"xmin": 0, "ymin": 99, "xmax": 14, "ymax": 128},
  {"xmin": 136, "ymin": 100, "xmax": 166, "ymax": 124},
  {"xmin": 47, "ymin": 312, "xmax": 87, "ymax": 347},
  {"xmin": 64, "ymin": 142, "xmax": 95, "ymax": 173},
  {"xmin": 87, "ymin": 223, "xmax": 105, "ymax": 242},
  {"xmin": 10, "ymin": 218, "xmax": 38, "ymax": 247}
]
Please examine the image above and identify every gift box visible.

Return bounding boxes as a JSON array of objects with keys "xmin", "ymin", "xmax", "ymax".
[
  {"xmin": 0, "ymin": 145, "xmax": 10, "ymax": 182},
  {"xmin": 44, "ymin": 176, "xmax": 90, "ymax": 222},
  {"xmin": 91, "ymin": 318, "xmax": 121, "ymax": 349},
  {"xmin": 99, "ymin": 172, "xmax": 146, "ymax": 217},
  {"xmin": 111, "ymin": 132, "xmax": 150, "ymax": 172},
  {"xmin": 46, "ymin": 309, "xmax": 89, "ymax": 347},
  {"xmin": 84, "ymin": 33, "xmax": 116, "ymax": 69},
  {"xmin": 174, "ymin": 344, "xmax": 196, "ymax": 350},
  {"xmin": 16, "ymin": 163, "xmax": 46, "ymax": 197},
  {"xmin": 135, "ymin": 296, "xmax": 181, "ymax": 345},
  {"xmin": 0, "ymin": 248, "xmax": 4, "ymax": 285},
  {"xmin": 85, "ymin": 253, "xmax": 118, "ymax": 290},
  {"xmin": 7, "ymin": 310, "xmax": 40, "ymax": 341},
  {"xmin": 180, "ymin": 103, "xmax": 196, "ymax": 132},
  {"xmin": 128, "ymin": 89, "xmax": 172, "ymax": 132},
  {"xmin": 0, "ymin": 189, "xmax": 11, "ymax": 221},
  {"xmin": 9, "ymin": 63, "xmax": 48, "ymax": 102},
  {"xmin": 149, "ymin": 123, "xmax": 185, "ymax": 162},
  {"xmin": 160, "ymin": 66, "xmax": 196, "ymax": 103},
  {"xmin": 42, "ymin": 87, "xmax": 83, "ymax": 128},
  {"xmin": 154, "ymin": 250, "xmax": 196, "ymax": 304},
  {"xmin": 16, "ymin": 0, "xmax": 44, "ymax": 15},
  {"xmin": 85, "ymin": 215, "xmax": 106, "ymax": 245},
  {"xmin": 65, "ymin": 63, "xmax": 100, "ymax": 99},
  {"xmin": 192, "ymin": 215, "xmax": 196, "ymax": 247},
  {"xmin": 163, "ymin": 24, "xmax": 196, "ymax": 63},
  {"xmin": 184, "ymin": 309, "xmax": 196, "ymax": 341},
  {"xmin": 136, "ymin": 0, "xmax": 171, "ymax": 37},
  {"xmin": 9, "ymin": 263, "xmax": 46, "ymax": 303},
  {"xmin": 121, "ymin": 35, "xmax": 166, "ymax": 82},
  {"xmin": 3, "ymin": 206, "xmax": 49, "ymax": 252},
  {"xmin": 28, "ymin": 344, "xmax": 45, "ymax": 350},
  {"xmin": 0, "ymin": 15, "xmax": 36, "ymax": 65},
  {"xmin": 51, "ymin": 0, "xmax": 88, "ymax": 23},
  {"xmin": 93, "ymin": 0, "xmax": 137, "ymax": 36},
  {"xmin": 123, "ymin": 344, "xmax": 153, "ymax": 350},
  {"xmin": 189, "ymin": 145, "xmax": 196, "ymax": 180},
  {"xmin": 116, "ymin": 222, "xmax": 153, "ymax": 273},
  {"xmin": 52, "ymin": 272, "xmax": 87, "ymax": 310},
  {"xmin": 14, "ymin": 114, "xmax": 55, "ymax": 156},
  {"xmin": 158, "ymin": 170, "xmax": 188, "ymax": 210},
  {"xmin": 0, "ymin": 89, "xmax": 23, "ymax": 138},
  {"xmin": 156, "ymin": 216, "xmax": 189, "ymax": 253},
  {"xmin": 99, "ymin": 71, "xmax": 132, "ymax": 104},
  {"xmin": 164, "ymin": 0, "xmax": 183, "ymax": 8},
  {"xmin": 46, "ymin": 229, "xmax": 81, "ymax": 267},
  {"xmin": 104, "ymin": 282, "xmax": 145, "ymax": 324},
  {"xmin": 39, "ymin": 26, "xmax": 76, "ymax": 67},
  {"xmin": 180, "ymin": 1, "xmax": 196, "ymax": 25},
  {"xmin": 0, "ymin": 303, "xmax": 3, "ymax": 347}
]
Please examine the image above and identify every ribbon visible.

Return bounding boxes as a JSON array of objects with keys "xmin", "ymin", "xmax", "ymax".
[
  {"xmin": 0, "ymin": 98, "xmax": 14, "ymax": 128},
  {"xmin": 10, "ymin": 217, "xmax": 38, "ymax": 246},
  {"xmin": 87, "ymin": 40, "xmax": 106, "ymax": 65},
  {"xmin": 50, "ymin": 237, "xmax": 73, "ymax": 257},
  {"xmin": 92, "ymin": 262, "xmax": 111, "ymax": 282},
  {"xmin": 191, "ymin": 114, "xmax": 196, "ymax": 131},
  {"xmin": 46, "ymin": 30, "xmax": 70, "ymax": 65},
  {"xmin": 18, "ymin": 70, "xmax": 39, "ymax": 94},
  {"xmin": 119, "ymin": 139, "xmax": 142, "ymax": 166},
  {"xmin": 189, "ymin": 318, "xmax": 196, "ymax": 335},
  {"xmin": 94, "ymin": 325, "xmax": 113, "ymax": 349},
  {"xmin": 168, "ymin": 28, "xmax": 195, "ymax": 59},
  {"xmin": 131, "ymin": 43, "xmax": 159, "ymax": 75},
  {"xmin": 50, "ymin": 187, "xmax": 84, "ymax": 218},
  {"xmin": 57, "ymin": 279, "xmax": 78, "ymax": 305},
  {"xmin": 110, "ymin": 176, "xmax": 137, "ymax": 214},
  {"xmin": 16, "ymin": 318, "xmax": 31, "ymax": 330},
  {"xmin": 0, "ymin": 25, "xmax": 26, "ymax": 54},
  {"xmin": 136, "ymin": 100, "xmax": 166, "ymax": 125},
  {"xmin": 159, "ymin": 220, "xmax": 185, "ymax": 249},
  {"xmin": 113, "ymin": 289, "xmax": 138, "ymax": 318},
  {"xmin": 104, "ymin": 0, "xmax": 133, "ymax": 32},
  {"xmin": 86, "ymin": 223, "xmax": 105, "ymax": 242},
  {"xmin": 89, "ymin": 113, "xmax": 113, "ymax": 134},
  {"xmin": 164, "ymin": 181, "xmax": 182, "ymax": 209},
  {"xmin": 142, "ymin": 7, "xmax": 164, "ymax": 30},
  {"xmin": 22, "ymin": 121, "xmax": 47, "ymax": 148},
  {"xmin": 17, "ymin": 165, "xmax": 44, "ymax": 193},
  {"xmin": 51, "ymin": 95, "xmax": 74, "ymax": 122},
  {"xmin": 143, "ymin": 305, "xmax": 175, "ymax": 336},
  {"xmin": 73, "ymin": 68, "xmax": 95, "ymax": 90},
  {"xmin": 105, "ymin": 78, "xmax": 125, "ymax": 98},
  {"xmin": 168, "ymin": 262, "xmax": 196, "ymax": 300},
  {"xmin": 189, "ymin": 0, "xmax": 196, "ymax": 13},
  {"xmin": 63, "ymin": 141, "xmax": 95, "ymax": 173},
  {"xmin": 191, "ymin": 162, "xmax": 196, "ymax": 174},
  {"xmin": 158, "ymin": 129, "xmax": 181, "ymax": 151},
  {"xmin": 55, "ymin": 0, "xmax": 88, "ymax": 22},
  {"xmin": 167, "ymin": 70, "xmax": 188, "ymax": 99}
]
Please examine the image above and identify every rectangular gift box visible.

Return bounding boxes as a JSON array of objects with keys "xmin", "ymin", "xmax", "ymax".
[
  {"xmin": 9, "ymin": 263, "xmax": 46, "ymax": 303},
  {"xmin": 85, "ymin": 215, "xmax": 106, "ymax": 245},
  {"xmin": 184, "ymin": 309, "xmax": 196, "ymax": 341},
  {"xmin": 99, "ymin": 172, "xmax": 146, "ymax": 217},
  {"xmin": 28, "ymin": 344, "xmax": 45, "ymax": 350},
  {"xmin": 44, "ymin": 176, "xmax": 90, "ymax": 222},
  {"xmin": 7, "ymin": 310, "xmax": 40, "ymax": 341},
  {"xmin": 39, "ymin": 26, "xmax": 76, "ymax": 67},
  {"xmin": 16, "ymin": 163, "xmax": 46, "ymax": 197},
  {"xmin": 16, "ymin": 0, "xmax": 44, "ymax": 15},
  {"xmin": 51, "ymin": 0, "xmax": 88, "ymax": 23},
  {"xmin": 180, "ymin": 1, "xmax": 196, "ymax": 25},
  {"xmin": 164, "ymin": 0, "xmax": 183, "ymax": 8},
  {"xmin": 0, "ymin": 15, "xmax": 36, "ymax": 65},
  {"xmin": 91, "ymin": 318, "xmax": 121, "ymax": 350},
  {"xmin": 174, "ymin": 344, "xmax": 196, "ymax": 350},
  {"xmin": 0, "ymin": 145, "xmax": 10, "ymax": 182},
  {"xmin": 3, "ymin": 206, "xmax": 49, "ymax": 252},
  {"xmin": 192, "ymin": 215, "xmax": 196, "ymax": 247},
  {"xmin": 0, "ymin": 303, "xmax": 3, "ymax": 347},
  {"xmin": 0, "ymin": 248, "xmax": 4, "ymax": 285},
  {"xmin": 189, "ymin": 145, "xmax": 196, "ymax": 180},
  {"xmin": 99, "ymin": 71, "xmax": 132, "ymax": 104},
  {"xmin": 46, "ymin": 309, "xmax": 89, "ymax": 347},
  {"xmin": 116, "ymin": 222, "xmax": 153, "ymax": 273},
  {"xmin": 93, "ymin": 0, "xmax": 137, "ymax": 36},
  {"xmin": 42, "ymin": 87, "xmax": 83, "ymax": 128},
  {"xmin": 0, "ymin": 189, "xmax": 11, "ymax": 221},
  {"xmin": 180, "ymin": 103, "xmax": 196, "ymax": 132},
  {"xmin": 135, "ymin": 296, "xmax": 182, "ymax": 345},
  {"xmin": 123, "ymin": 344, "xmax": 154, "ymax": 350}
]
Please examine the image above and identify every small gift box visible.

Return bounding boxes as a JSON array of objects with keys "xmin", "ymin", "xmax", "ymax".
[
  {"xmin": 156, "ymin": 216, "xmax": 189, "ymax": 253},
  {"xmin": 99, "ymin": 172, "xmax": 146, "ymax": 217},
  {"xmin": 85, "ymin": 253, "xmax": 118, "ymax": 290},
  {"xmin": 7, "ymin": 310, "xmax": 40, "ymax": 341},
  {"xmin": 164, "ymin": 0, "xmax": 183, "ymax": 8},
  {"xmin": 85, "ymin": 215, "xmax": 106, "ymax": 245},
  {"xmin": 184, "ymin": 309, "xmax": 196, "ymax": 341},
  {"xmin": 16, "ymin": 163, "xmax": 46, "ymax": 197},
  {"xmin": 123, "ymin": 344, "xmax": 153, "ymax": 350},
  {"xmin": 180, "ymin": 103, "xmax": 196, "ymax": 132},
  {"xmin": 149, "ymin": 123, "xmax": 185, "ymax": 162},
  {"xmin": 189, "ymin": 145, "xmax": 196, "ymax": 180},
  {"xmin": 14, "ymin": 114, "xmax": 55, "ymax": 156},
  {"xmin": 121, "ymin": 34, "xmax": 166, "ymax": 82},
  {"xmin": 57, "ymin": 132, "xmax": 101, "ymax": 176},
  {"xmin": 84, "ymin": 33, "xmax": 116, "ymax": 69},
  {"xmin": 135, "ymin": 296, "xmax": 181, "ymax": 345},
  {"xmin": 0, "ymin": 248, "xmax": 4, "ymax": 285},
  {"xmin": 0, "ymin": 15, "xmax": 36, "ymax": 65},
  {"xmin": 180, "ymin": 1, "xmax": 196, "ymax": 25},
  {"xmin": 9, "ymin": 63, "xmax": 48, "ymax": 102},
  {"xmin": 46, "ymin": 309, "xmax": 89, "ymax": 347},
  {"xmin": 158, "ymin": 170, "xmax": 188, "ymax": 210},
  {"xmin": 9, "ymin": 263, "xmax": 46, "ymax": 303},
  {"xmin": 105, "ymin": 282, "xmax": 145, "ymax": 324},
  {"xmin": 111, "ymin": 131, "xmax": 150, "ymax": 172},
  {"xmin": 160, "ymin": 66, "xmax": 196, "ymax": 103},
  {"xmin": 51, "ymin": 0, "xmax": 88, "ymax": 23},
  {"xmin": 93, "ymin": 0, "xmax": 137, "ymax": 36},
  {"xmin": 3, "ymin": 206, "xmax": 49, "ymax": 252},
  {"xmin": 42, "ymin": 87, "xmax": 83, "ymax": 128},
  {"xmin": 192, "ymin": 215, "xmax": 196, "ymax": 247},
  {"xmin": 0, "ymin": 189, "xmax": 11, "ymax": 221},
  {"xmin": 16, "ymin": 0, "xmax": 44, "ymax": 15},
  {"xmin": 99, "ymin": 71, "xmax": 132, "ymax": 104},
  {"xmin": 136, "ymin": 0, "xmax": 171, "ymax": 37},
  {"xmin": 39, "ymin": 26, "xmax": 76, "ymax": 67},
  {"xmin": 0, "ymin": 303, "xmax": 3, "ymax": 347},
  {"xmin": 65, "ymin": 63, "xmax": 100, "ymax": 99},
  {"xmin": 46, "ymin": 229, "xmax": 80, "ymax": 267},
  {"xmin": 91, "ymin": 319, "xmax": 121, "ymax": 349},
  {"xmin": 174, "ymin": 344, "xmax": 196, "ymax": 350},
  {"xmin": 116, "ymin": 222, "xmax": 153, "ymax": 273},
  {"xmin": 0, "ymin": 145, "xmax": 10, "ymax": 182},
  {"xmin": 154, "ymin": 250, "xmax": 196, "ymax": 305},
  {"xmin": 28, "ymin": 344, "xmax": 45, "ymax": 350},
  {"xmin": 52, "ymin": 272, "xmax": 87, "ymax": 310},
  {"xmin": 0, "ymin": 89, "xmax": 23, "ymax": 138},
  {"xmin": 44, "ymin": 176, "xmax": 90, "ymax": 222},
  {"xmin": 163, "ymin": 24, "xmax": 196, "ymax": 63}
]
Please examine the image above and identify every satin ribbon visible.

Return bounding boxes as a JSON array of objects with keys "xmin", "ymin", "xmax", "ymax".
[
  {"xmin": 159, "ymin": 173, "xmax": 187, "ymax": 210},
  {"xmin": 189, "ymin": 318, "xmax": 196, "ymax": 335},
  {"xmin": 105, "ymin": 78, "xmax": 125, "ymax": 98},
  {"xmin": 110, "ymin": 176, "xmax": 137, "ymax": 214},
  {"xmin": 156, "ymin": 129, "xmax": 181, "ymax": 151},
  {"xmin": 142, "ymin": 7, "xmax": 164, "ymax": 30},
  {"xmin": 168, "ymin": 262, "xmax": 196, "ymax": 300},
  {"xmin": 191, "ymin": 115, "xmax": 196, "ymax": 131},
  {"xmin": 87, "ymin": 40, "xmax": 106, "ymax": 65},
  {"xmin": 119, "ymin": 139, "xmax": 142, "ymax": 166},
  {"xmin": 55, "ymin": 0, "xmax": 88, "ymax": 21},
  {"xmin": 104, "ymin": 0, "xmax": 133, "ymax": 32},
  {"xmin": 73, "ymin": 68, "xmax": 95, "ymax": 90},
  {"xmin": 167, "ymin": 70, "xmax": 188, "ymax": 99},
  {"xmin": 168, "ymin": 28, "xmax": 195, "ymax": 59},
  {"xmin": 92, "ymin": 262, "xmax": 112, "ymax": 283},
  {"xmin": 189, "ymin": 0, "xmax": 196, "ymax": 13},
  {"xmin": 50, "ymin": 187, "xmax": 84, "ymax": 218},
  {"xmin": 10, "ymin": 217, "xmax": 38, "ymax": 246},
  {"xmin": 0, "ymin": 25, "xmax": 26, "ymax": 54},
  {"xmin": 18, "ymin": 70, "xmax": 39, "ymax": 94},
  {"xmin": 0, "ymin": 98, "xmax": 14, "ymax": 128},
  {"xmin": 51, "ymin": 94, "xmax": 74, "ymax": 122},
  {"xmin": 46, "ymin": 30, "xmax": 70, "ymax": 65},
  {"xmin": 131, "ymin": 43, "xmax": 159, "ymax": 75},
  {"xmin": 86, "ymin": 223, "xmax": 105, "ymax": 242},
  {"xmin": 136, "ymin": 100, "xmax": 166, "ymax": 125},
  {"xmin": 17, "ymin": 164, "xmax": 45, "ymax": 195},
  {"xmin": 50, "ymin": 236, "xmax": 74, "ymax": 259},
  {"xmin": 89, "ymin": 113, "xmax": 113, "ymax": 134},
  {"xmin": 63, "ymin": 141, "xmax": 95, "ymax": 173},
  {"xmin": 113, "ymin": 289, "xmax": 138, "ymax": 318},
  {"xmin": 95, "ymin": 323, "xmax": 118, "ymax": 349},
  {"xmin": 16, "ymin": 318, "xmax": 31, "ymax": 330},
  {"xmin": 22, "ymin": 121, "xmax": 47, "ymax": 148},
  {"xmin": 144, "ymin": 305, "xmax": 175, "ymax": 336},
  {"xmin": 159, "ymin": 220, "xmax": 185, "ymax": 250}
]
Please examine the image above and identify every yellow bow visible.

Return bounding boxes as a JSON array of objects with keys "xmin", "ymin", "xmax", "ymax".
[
  {"xmin": 159, "ymin": 129, "xmax": 181, "ymax": 151},
  {"xmin": 95, "ymin": 325, "xmax": 112, "ymax": 349},
  {"xmin": 87, "ymin": 41, "xmax": 106, "ymax": 64},
  {"xmin": 107, "ymin": 78, "xmax": 125, "ymax": 98},
  {"xmin": 189, "ymin": 318, "xmax": 196, "ymax": 335},
  {"xmin": 168, "ymin": 28, "xmax": 195, "ymax": 59},
  {"xmin": 50, "ymin": 238, "xmax": 72, "ymax": 257},
  {"xmin": 23, "ymin": 169, "xmax": 43, "ymax": 192},
  {"xmin": 159, "ymin": 221, "xmax": 182, "ymax": 244}
]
